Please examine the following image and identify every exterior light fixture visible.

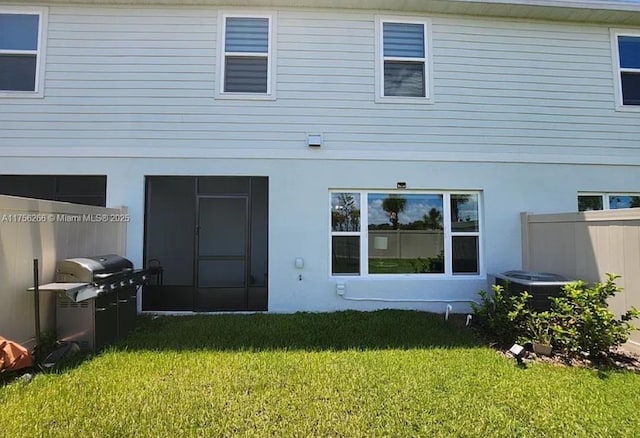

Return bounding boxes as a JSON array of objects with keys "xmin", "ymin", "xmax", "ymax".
[
  {"xmin": 307, "ymin": 133, "xmax": 323, "ymax": 147},
  {"xmin": 509, "ymin": 343, "xmax": 526, "ymax": 359}
]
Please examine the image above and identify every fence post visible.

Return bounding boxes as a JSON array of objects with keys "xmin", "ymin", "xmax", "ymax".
[
  {"xmin": 118, "ymin": 206, "xmax": 128, "ymax": 257},
  {"xmin": 520, "ymin": 212, "xmax": 531, "ymax": 270}
]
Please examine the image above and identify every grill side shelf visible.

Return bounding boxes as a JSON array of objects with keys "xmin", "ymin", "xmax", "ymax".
[{"xmin": 28, "ymin": 282, "xmax": 96, "ymax": 302}]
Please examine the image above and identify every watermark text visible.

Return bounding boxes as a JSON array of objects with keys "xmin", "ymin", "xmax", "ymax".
[{"xmin": 1, "ymin": 213, "xmax": 130, "ymax": 223}]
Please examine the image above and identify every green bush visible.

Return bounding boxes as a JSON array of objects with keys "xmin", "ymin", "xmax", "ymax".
[
  {"xmin": 471, "ymin": 284, "xmax": 532, "ymax": 347},
  {"xmin": 526, "ymin": 311, "xmax": 553, "ymax": 345},
  {"xmin": 548, "ymin": 274, "xmax": 640, "ymax": 357},
  {"xmin": 473, "ymin": 274, "xmax": 640, "ymax": 358}
]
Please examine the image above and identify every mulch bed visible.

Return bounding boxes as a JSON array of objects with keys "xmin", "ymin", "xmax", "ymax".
[{"xmin": 502, "ymin": 346, "xmax": 640, "ymax": 372}]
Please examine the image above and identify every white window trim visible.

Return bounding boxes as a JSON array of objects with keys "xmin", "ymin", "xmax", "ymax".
[
  {"xmin": 216, "ymin": 11, "xmax": 276, "ymax": 100},
  {"xmin": 0, "ymin": 7, "xmax": 47, "ymax": 98},
  {"xmin": 375, "ymin": 16, "xmax": 433, "ymax": 104},
  {"xmin": 610, "ymin": 29, "xmax": 640, "ymax": 112},
  {"xmin": 578, "ymin": 192, "xmax": 640, "ymax": 210},
  {"xmin": 329, "ymin": 190, "xmax": 483, "ymax": 279}
]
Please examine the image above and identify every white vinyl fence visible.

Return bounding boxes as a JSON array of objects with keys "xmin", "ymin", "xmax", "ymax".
[
  {"xmin": 521, "ymin": 209, "xmax": 640, "ymax": 352},
  {"xmin": 0, "ymin": 196, "xmax": 127, "ymax": 349}
]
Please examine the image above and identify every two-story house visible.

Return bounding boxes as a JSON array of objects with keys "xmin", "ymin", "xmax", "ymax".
[{"xmin": 1, "ymin": 0, "xmax": 639, "ymax": 313}]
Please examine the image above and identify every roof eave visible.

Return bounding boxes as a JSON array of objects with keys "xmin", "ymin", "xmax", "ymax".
[{"xmin": 9, "ymin": 0, "xmax": 640, "ymax": 26}]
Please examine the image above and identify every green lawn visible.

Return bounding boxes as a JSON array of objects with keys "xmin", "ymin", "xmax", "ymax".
[{"xmin": 1, "ymin": 311, "xmax": 639, "ymax": 437}]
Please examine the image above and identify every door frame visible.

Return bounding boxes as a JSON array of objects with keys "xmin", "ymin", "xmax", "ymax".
[
  {"xmin": 194, "ymin": 194, "xmax": 251, "ymax": 309},
  {"xmin": 142, "ymin": 176, "xmax": 268, "ymax": 312}
]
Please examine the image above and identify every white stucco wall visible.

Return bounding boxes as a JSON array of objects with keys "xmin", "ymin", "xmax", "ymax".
[{"xmin": 2, "ymin": 157, "xmax": 639, "ymax": 313}]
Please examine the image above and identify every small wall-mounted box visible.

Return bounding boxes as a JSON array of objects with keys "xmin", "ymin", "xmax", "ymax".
[{"xmin": 307, "ymin": 133, "xmax": 323, "ymax": 147}]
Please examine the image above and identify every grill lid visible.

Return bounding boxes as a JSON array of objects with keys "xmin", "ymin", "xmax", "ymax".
[
  {"xmin": 31, "ymin": 255, "xmax": 156, "ymax": 303},
  {"xmin": 56, "ymin": 254, "xmax": 133, "ymax": 283}
]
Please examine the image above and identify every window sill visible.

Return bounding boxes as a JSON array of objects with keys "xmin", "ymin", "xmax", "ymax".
[
  {"xmin": 615, "ymin": 104, "xmax": 640, "ymax": 112},
  {"xmin": 330, "ymin": 274, "xmax": 485, "ymax": 280},
  {"xmin": 0, "ymin": 90, "xmax": 44, "ymax": 99},
  {"xmin": 215, "ymin": 92, "xmax": 276, "ymax": 101},
  {"xmin": 375, "ymin": 95, "xmax": 434, "ymax": 105}
]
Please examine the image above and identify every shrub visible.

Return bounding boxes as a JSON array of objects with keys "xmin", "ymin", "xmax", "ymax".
[
  {"xmin": 549, "ymin": 274, "xmax": 640, "ymax": 357},
  {"xmin": 526, "ymin": 311, "xmax": 553, "ymax": 345},
  {"xmin": 473, "ymin": 274, "xmax": 640, "ymax": 359},
  {"xmin": 471, "ymin": 284, "xmax": 532, "ymax": 347}
]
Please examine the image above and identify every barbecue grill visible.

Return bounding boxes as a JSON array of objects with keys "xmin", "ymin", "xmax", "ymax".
[{"xmin": 33, "ymin": 255, "xmax": 159, "ymax": 351}]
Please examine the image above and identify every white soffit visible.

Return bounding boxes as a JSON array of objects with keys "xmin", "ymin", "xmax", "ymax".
[{"xmin": 10, "ymin": 0, "xmax": 640, "ymax": 25}]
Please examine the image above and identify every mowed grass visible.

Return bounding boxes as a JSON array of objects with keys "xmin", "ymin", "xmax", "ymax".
[{"xmin": 1, "ymin": 311, "xmax": 639, "ymax": 437}]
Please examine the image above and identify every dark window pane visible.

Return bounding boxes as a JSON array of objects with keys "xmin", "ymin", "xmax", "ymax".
[
  {"xmin": 224, "ymin": 56, "xmax": 268, "ymax": 93},
  {"xmin": 198, "ymin": 260, "xmax": 245, "ymax": 288},
  {"xmin": 198, "ymin": 176, "xmax": 250, "ymax": 194},
  {"xmin": 225, "ymin": 17, "xmax": 269, "ymax": 53},
  {"xmin": 452, "ymin": 236, "xmax": 479, "ymax": 274},
  {"xmin": 145, "ymin": 177, "xmax": 196, "ymax": 286},
  {"xmin": 609, "ymin": 195, "xmax": 640, "ymax": 209},
  {"xmin": 332, "ymin": 236, "xmax": 360, "ymax": 275},
  {"xmin": 0, "ymin": 14, "xmax": 39, "ymax": 50},
  {"xmin": 618, "ymin": 36, "xmax": 640, "ymax": 69},
  {"xmin": 383, "ymin": 22, "xmax": 424, "ymax": 58},
  {"xmin": 451, "ymin": 194, "xmax": 479, "ymax": 232},
  {"xmin": 0, "ymin": 175, "xmax": 107, "ymax": 206},
  {"xmin": 55, "ymin": 196, "xmax": 105, "ymax": 207},
  {"xmin": 0, "ymin": 54, "xmax": 36, "ymax": 91},
  {"xmin": 57, "ymin": 176, "xmax": 107, "ymax": 197},
  {"xmin": 0, "ymin": 175, "xmax": 55, "ymax": 199},
  {"xmin": 198, "ymin": 197, "xmax": 246, "ymax": 258},
  {"xmin": 621, "ymin": 72, "xmax": 640, "ymax": 106},
  {"xmin": 384, "ymin": 61, "xmax": 425, "ymax": 97},
  {"xmin": 578, "ymin": 195, "xmax": 603, "ymax": 211},
  {"xmin": 331, "ymin": 192, "xmax": 360, "ymax": 232}
]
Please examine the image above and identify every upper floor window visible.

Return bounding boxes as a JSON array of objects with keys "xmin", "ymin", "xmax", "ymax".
[
  {"xmin": 612, "ymin": 32, "xmax": 640, "ymax": 109},
  {"xmin": 218, "ymin": 14, "xmax": 275, "ymax": 99},
  {"xmin": 578, "ymin": 193, "xmax": 640, "ymax": 211},
  {"xmin": 376, "ymin": 17, "xmax": 432, "ymax": 103},
  {"xmin": 0, "ymin": 9, "xmax": 46, "ymax": 96}
]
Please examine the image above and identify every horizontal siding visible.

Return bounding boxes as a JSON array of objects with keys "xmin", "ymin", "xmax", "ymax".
[
  {"xmin": 3, "ymin": 113, "xmax": 638, "ymax": 131},
  {"xmin": 3, "ymin": 127, "xmax": 638, "ymax": 144},
  {"xmin": 0, "ymin": 6, "xmax": 638, "ymax": 161},
  {"xmin": 4, "ymin": 105, "xmax": 638, "ymax": 124}
]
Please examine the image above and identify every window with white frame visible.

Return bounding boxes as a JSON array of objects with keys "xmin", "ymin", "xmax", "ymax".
[
  {"xmin": 330, "ymin": 191, "xmax": 481, "ymax": 276},
  {"xmin": 219, "ymin": 14, "xmax": 273, "ymax": 95},
  {"xmin": 613, "ymin": 32, "xmax": 640, "ymax": 107},
  {"xmin": 376, "ymin": 17, "xmax": 430, "ymax": 101},
  {"xmin": 0, "ymin": 10, "xmax": 46, "ymax": 94},
  {"xmin": 578, "ymin": 193, "xmax": 640, "ymax": 211}
]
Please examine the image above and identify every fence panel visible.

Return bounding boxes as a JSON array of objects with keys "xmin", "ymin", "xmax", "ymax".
[
  {"xmin": 0, "ymin": 195, "xmax": 127, "ymax": 349},
  {"xmin": 522, "ymin": 210, "xmax": 640, "ymax": 352}
]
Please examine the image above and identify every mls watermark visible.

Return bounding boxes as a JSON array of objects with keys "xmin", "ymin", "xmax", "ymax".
[{"xmin": 1, "ymin": 213, "xmax": 130, "ymax": 223}]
